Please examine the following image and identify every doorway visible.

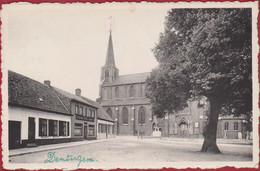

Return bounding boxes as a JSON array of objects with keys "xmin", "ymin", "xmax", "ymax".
[
  {"xmin": 179, "ymin": 122, "xmax": 189, "ymax": 138},
  {"xmin": 84, "ymin": 125, "xmax": 88, "ymax": 139},
  {"xmin": 28, "ymin": 117, "xmax": 35, "ymax": 143},
  {"xmin": 9, "ymin": 121, "xmax": 21, "ymax": 149}
]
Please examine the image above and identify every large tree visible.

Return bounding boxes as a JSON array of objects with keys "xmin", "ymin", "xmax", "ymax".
[{"xmin": 146, "ymin": 8, "xmax": 252, "ymax": 153}]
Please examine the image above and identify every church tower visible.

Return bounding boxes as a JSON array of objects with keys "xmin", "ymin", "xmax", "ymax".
[{"xmin": 101, "ymin": 32, "xmax": 119, "ymax": 83}]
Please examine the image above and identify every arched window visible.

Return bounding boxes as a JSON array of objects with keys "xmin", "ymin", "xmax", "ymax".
[
  {"xmin": 122, "ymin": 107, "xmax": 128, "ymax": 124},
  {"xmin": 106, "ymin": 108, "xmax": 113, "ymax": 118},
  {"xmin": 234, "ymin": 122, "xmax": 238, "ymax": 131},
  {"xmin": 115, "ymin": 87, "xmax": 119, "ymax": 98},
  {"xmin": 224, "ymin": 122, "xmax": 229, "ymax": 130},
  {"xmin": 105, "ymin": 70, "xmax": 109, "ymax": 77},
  {"xmin": 138, "ymin": 106, "xmax": 146, "ymax": 124},
  {"xmin": 129, "ymin": 85, "xmax": 135, "ymax": 97}
]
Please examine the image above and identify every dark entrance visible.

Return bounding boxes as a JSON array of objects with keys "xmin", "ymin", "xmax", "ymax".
[
  {"xmin": 179, "ymin": 121, "xmax": 189, "ymax": 138},
  {"xmin": 28, "ymin": 117, "xmax": 35, "ymax": 143},
  {"xmin": 84, "ymin": 125, "xmax": 88, "ymax": 139},
  {"xmin": 9, "ymin": 121, "xmax": 21, "ymax": 149}
]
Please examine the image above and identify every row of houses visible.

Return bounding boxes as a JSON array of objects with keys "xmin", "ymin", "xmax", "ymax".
[{"xmin": 8, "ymin": 70, "xmax": 115, "ymax": 149}]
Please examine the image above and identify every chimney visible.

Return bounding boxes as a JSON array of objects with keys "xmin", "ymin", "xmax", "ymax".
[
  {"xmin": 44, "ymin": 80, "xmax": 51, "ymax": 86},
  {"xmin": 75, "ymin": 88, "xmax": 81, "ymax": 96}
]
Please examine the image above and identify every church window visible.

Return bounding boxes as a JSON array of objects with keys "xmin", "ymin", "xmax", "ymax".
[
  {"xmin": 224, "ymin": 122, "xmax": 229, "ymax": 130},
  {"xmin": 234, "ymin": 122, "xmax": 238, "ymax": 131},
  {"xmin": 138, "ymin": 106, "xmax": 146, "ymax": 124},
  {"xmin": 106, "ymin": 108, "xmax": 113, "ymax": 118},
  {"xmin": 129, "ymin": 85, "xmax": 135, "ymax": 97},
  {"xmin": 105, "ymin": 70, "xmax": 109, "ymax": 77},
  {"xmin": 115, "ymin": 87, "xmax": 120, "ymax": 98},
  {"xmin": 122, "ymin": 107, "xmax": 128, "ymax": 124},
  {"xmin": 114, "ymin": 71, "xmax": 117, "ymax": 77}
]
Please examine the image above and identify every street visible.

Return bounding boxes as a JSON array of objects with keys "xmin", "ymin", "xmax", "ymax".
[{"xmin": 9, "ymin": 137, "xmax": 252, "ymax": 164}]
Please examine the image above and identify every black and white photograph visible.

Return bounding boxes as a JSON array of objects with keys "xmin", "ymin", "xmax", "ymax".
[{"xmin": 1, "ymin": 2, "xmax": 259, "ymax": 169}]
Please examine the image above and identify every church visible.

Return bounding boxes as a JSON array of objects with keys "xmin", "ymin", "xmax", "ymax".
[
  {"xmin": 97, "ymin": 32, "xmax": 248, "ymax": 139},
  {"xmin": 98, "ymin": 32, "xmax": 153, "ymax": 136}
]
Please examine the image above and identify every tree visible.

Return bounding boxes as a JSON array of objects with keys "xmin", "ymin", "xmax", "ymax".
[{"xmin": 146, "ymin": 8, "xmax": 252, "ymax": 153}]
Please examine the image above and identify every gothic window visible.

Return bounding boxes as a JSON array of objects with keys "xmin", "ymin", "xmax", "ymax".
[
  {"xmin": 115, "ymin": 87, "xmax": 119, "ymax": 98},
  {"xmin": 138, "ymin": 106, "xmax": 146, "ymax": 124},
  {"xmin": 129, "ymin": 85, "xmax": 135, "ymax": 97},
  {"xmin": 224, "ymin": 122, "xmax": 229, "ymax": 130},
  {"xmin": 122, "ymin": 107, "xmax": 128, "ymax": 124},
  {"xmin": 105, "ymin": 70, "xmax": 109, "ymax": 77},
  {"xmin": 234, "ymin": 122, "xmax": 238, "ymax": 131},
  {"xmin": 114, "ymin": 71, "xmax": 117, "ymax": 77},
  {"xmin": 106, "ymin": 108, "xmax": 113, "ymax": 118}
]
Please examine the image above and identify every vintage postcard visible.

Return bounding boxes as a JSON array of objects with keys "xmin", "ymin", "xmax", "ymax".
[{"xmin": 1, "ymin": 1, "xmax": 259, "ymax": 170}]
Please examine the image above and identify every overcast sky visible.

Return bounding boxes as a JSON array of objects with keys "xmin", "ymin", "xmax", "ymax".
[{"xmin": 2, "ymin": 3, "xmax": 172, "ymax": 100}]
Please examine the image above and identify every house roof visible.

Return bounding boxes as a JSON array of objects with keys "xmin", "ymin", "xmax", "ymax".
[
  {"xmin": 8, "ymin": 70, "xmax": 70, "ymax": 115},
  {"xmin": 103, "ymin": 72, "xmax": 150, "ymax": 86},
  {"xmin": 52, "ymin": 87, "xmax": 97, "ymax": 109},
  {"xmin": 100, "ymin": 97, "xmax": 150, "ymax": 106}
]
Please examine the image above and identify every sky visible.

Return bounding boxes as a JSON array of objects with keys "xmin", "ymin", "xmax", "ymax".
[{"xmin": 2, "ymin": 3, "xmax": 172, "ymax": 100}]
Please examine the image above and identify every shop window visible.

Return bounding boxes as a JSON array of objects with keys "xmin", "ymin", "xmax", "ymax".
[
  {"xmin": 98, "ymin": 123, "xmax": 102, "ymax": 133},
  {"xmin": 224, "ymin": 122, "xmax": 229, "ymax": 130},
  {"xmin": 59, "ymin": 121, "xmax": 66, "ymax": 136},
  {"xmin": 122, "ymin": 107, "xmax": 128, "ymax": 124},
  {"xmin": 49, "ymin": 120, "xmax": 58, "ymax": 136},
  {"xmin": 88, "ymin": 125, "xmax": 95, "ymax": 136},
  {"xmin": 39, "ymin": 118, "xmax": 47, "ymax": 136},
  {"xmin": 74, "ymin": 123, "xmax": 83, "ymax": 136},
  {"xmin": 234, "ymin": 122, "xmax": 238, "ymax": 131},
  {"xmin": 138, "ymin": 106, "xmax": 146, "ymax": 124}
]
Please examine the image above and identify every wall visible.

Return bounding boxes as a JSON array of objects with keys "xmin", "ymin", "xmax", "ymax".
[{"xmin": 9, "ymin": 106, "xmax": 71, "ymax": 144}]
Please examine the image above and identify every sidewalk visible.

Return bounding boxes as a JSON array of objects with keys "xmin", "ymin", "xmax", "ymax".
[{"xmin": 9, "ymin": 138, "xmax": 115, "ymax": 157}]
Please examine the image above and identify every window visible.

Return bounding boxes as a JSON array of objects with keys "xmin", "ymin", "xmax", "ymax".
[
  {"xmin": 84, "ymin": 108, "xmax": 88, "ymax": 117},
  {"xmin": 115, "ymin": 87, "xmax": 119, "ymax": 98},
  {"xmin": 122, "ymin": 107, "xmax": 128, "ymax": 124},
  {"xmin": 39, "ymin": 118, "xmax": 47, "ymax": 136},
  {"xmin": 224, "ymin": 122, "xmax": 229, "ymax": 130},
  {"xmin": 105, "ymin": 70, "xmax": 109, "ymax": 77},
  {"xmin": 59, "ymin": 121, "xmax": 66, "ymax": 136},
  {"xmin": 234, "ymin": 122, "xmax": 238, "ymax": 131},
  {"xmin": 75, "ymin": 105, "xmax": 79, "ymax": 114},
  {"xmin": 67, "ymin": 122, "xmax": 70, "ymax": 136},
  {"xmin": 138, "ymin": 106, "xmax": 146, "ymax": 124},
  {"xmin": 79, "ymin": 106, "xmax": 83, "ymax": 115},
  {"xmin": 106, "ymin": 108, "xmax": 113, "ymax": 118},
  {"xmin": 114, "ymin": 71, "xmax": 117, "ymax": 77},
  {"xmin": 129, "ymin": 85, "xmax": 135, "ymax": 97},
  {"xmin": 74, "ymin": 123, "xmax": 83, "ymax": 136},
  {"xmin": 101, "ymin": 124, "xmax": 106, "ymax": 133},
  {"xmin": 49, "ymin": 120, "xmax": 58, "ymax": 136},
  {"xmin": 88, "ymin": 125, "xmax": 95, "ymax": 136},
  {"xmin": 92, "ymin": 110, "xmax": 95, "ymax": 118}
]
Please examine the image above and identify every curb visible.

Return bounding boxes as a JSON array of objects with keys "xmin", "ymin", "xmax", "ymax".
[{"xmin": 9, "ymin": 138, "xmax": 115, "ymax": 157}]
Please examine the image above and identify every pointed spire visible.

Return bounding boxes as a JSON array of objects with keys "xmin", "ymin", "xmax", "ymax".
[{"xmin": 105, "ymin": 32, "xmax": 116, "ymax": 66}]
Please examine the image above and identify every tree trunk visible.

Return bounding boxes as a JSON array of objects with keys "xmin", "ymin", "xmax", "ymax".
[{"xmin": 201, "ymin": 98, "xmax": 222, "ymax": 154}]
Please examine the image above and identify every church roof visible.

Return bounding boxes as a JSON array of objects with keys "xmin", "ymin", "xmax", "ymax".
[
  {"xmin": 8, "ymin": 70, "xmax": 70, "ymax": 115},
  {"xmin": 105, "ymin": 32, "xmax": 116, "ymax": 67},
  {"xmin": 103, "ymin": 72, "xmax": 150, "ymax": 86},
  {"xmin": 100, "ymin": 97, "xmax": 150, "ymax": 106}
]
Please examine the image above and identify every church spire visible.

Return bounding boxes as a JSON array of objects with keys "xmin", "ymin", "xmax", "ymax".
[{"xmin": 105, "ymin": 32, "xmax": 116, "ymax": 66}]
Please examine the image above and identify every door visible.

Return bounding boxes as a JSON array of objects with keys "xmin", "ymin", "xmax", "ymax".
[
  {"xmin": 9, "ymin": 121, "xmax": 21, "ymax": 149},
  {"xmin": 84, "ymin": 125, "xmax": 88, "ymax": 139},
  {"xmin": 28, "ymin": 117, "xmax": 35, "ymax": 143},
  {"xmin": 179, "ymin": 122, "xmax": 189, "ymax": 138}
]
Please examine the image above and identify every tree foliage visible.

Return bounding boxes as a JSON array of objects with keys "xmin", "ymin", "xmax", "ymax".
[{"xmin": 145, "ymin": 8, "xmax": 252, "ymax": 153}]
